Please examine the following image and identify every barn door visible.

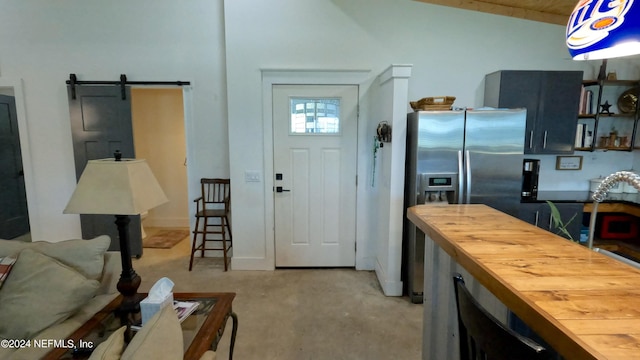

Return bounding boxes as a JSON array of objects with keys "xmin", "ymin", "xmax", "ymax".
[{"xmin": 67, "ymin": 85, "xmax": 142, "ymax": 256}]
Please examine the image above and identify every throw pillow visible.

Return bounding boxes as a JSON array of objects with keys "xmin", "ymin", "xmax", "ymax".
[
  {"xmin": 88, "ymin": 325, "xmax": 126, "ymax": 360},
  {"xmin": 121, "ymin": 303, "xmax": 183, "ymax": 360},
  {"xmin": 0, "ymin": 248, "xmax": 100, "ymax": 340},
  {"xmin": 0, "ymin": 256, "xmax": 16, "ymax": 291},
  {"xmin": 0, "ymin": 235, "xmax": 110, "ymax": 280}
]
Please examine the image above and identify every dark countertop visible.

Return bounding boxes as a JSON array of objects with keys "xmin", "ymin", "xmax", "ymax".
[{"xmin": 529, "ymin": 191, "xmax": 640, "ymax": 205}]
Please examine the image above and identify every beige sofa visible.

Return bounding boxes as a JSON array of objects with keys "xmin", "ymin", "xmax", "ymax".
[
  {"xmin": 0, "ymin": 236, "xmax": 216, "ymax": 360},
  {"xmin": 0, "ymin": 236, "xmax": 121, "ymax": 360}
]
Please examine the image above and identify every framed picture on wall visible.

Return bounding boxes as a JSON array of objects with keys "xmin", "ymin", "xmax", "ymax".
[{"xmin": 556, "ymin": 155, "xmax": 583, "ymax": 170}]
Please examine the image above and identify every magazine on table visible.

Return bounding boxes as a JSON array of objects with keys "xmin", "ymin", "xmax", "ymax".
[
  {"xmin": 174, "ymin": 300, "xmax": 199, "ymax": 322},
  {"xmin": 131, "ymin": 301, "xmax": 199, "ymax": 331}
]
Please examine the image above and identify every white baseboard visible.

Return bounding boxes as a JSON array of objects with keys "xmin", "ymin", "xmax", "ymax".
[
  {"xmin": 356, "ymin": 255, "xmax": 375, "ymax": 271},
  {"xmin": 375, "ymin": 257, "xmax": 403, "ymax": 296},
  {"xmin": 231, "ymin": 257, "xmax": 275, "ymax": 270}
]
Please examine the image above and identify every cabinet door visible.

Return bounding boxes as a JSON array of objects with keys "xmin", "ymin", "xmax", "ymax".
[
  {"xmin": 518, "ymin": 203, "xmax": 583, "ymax": 241},
  {"xmin": 517, "ymin": 203, "xmax": 547, "ymax": 227},
  {"xmin": 537, "ymin": 72, "xmax": 583, "ymax": 154},
  {"xmin": 484, "ymin": 71, "xmax": 583, "ymax": 155},
  {"xmin": 485, "ymin": 71, "xmax": 541, "ymax": 154},
  {"xmin": 554, "ymin": 203, "xmax": 583, "ymax": 242}
]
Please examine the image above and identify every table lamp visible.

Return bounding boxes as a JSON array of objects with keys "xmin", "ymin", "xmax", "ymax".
[{"xmin": 64, "ymin": 151, "xmax": 168, "ymax": 324}]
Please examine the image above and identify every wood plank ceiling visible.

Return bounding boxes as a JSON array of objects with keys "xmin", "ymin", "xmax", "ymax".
[{"xmin": 413, "ymin": 0, "xmax": 578, "ymax": 25}]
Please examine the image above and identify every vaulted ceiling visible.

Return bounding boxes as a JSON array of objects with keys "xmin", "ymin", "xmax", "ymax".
[{"xmin": 414, "ymin": 0, "xmax": 577, "ymax": 26}]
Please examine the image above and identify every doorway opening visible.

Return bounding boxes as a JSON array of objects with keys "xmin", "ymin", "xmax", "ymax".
[
  {"xmin": 0, "ymin": 88, "xmax": 30, "ymax": 241},
  {"xmin": 67, "ymin": 83, "xmax": 191, "ymax": 257},
  {"xmin": 131, "ymin": 88, "xmax": 190, "ymax": 256}
]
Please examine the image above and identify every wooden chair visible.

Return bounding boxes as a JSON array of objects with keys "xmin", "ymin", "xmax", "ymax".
[
  {"xmin": 453, "ymin": 274, "xmax": 550, "ymax": 360},
  {"xmin": 189, "ymin": 178, "xmax": 232, "ymax": 271}
]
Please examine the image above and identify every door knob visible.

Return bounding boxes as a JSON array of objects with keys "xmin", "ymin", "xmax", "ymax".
[{"xmin": 275, "ymin": 186, "xmax": 290, "ymax": 193}]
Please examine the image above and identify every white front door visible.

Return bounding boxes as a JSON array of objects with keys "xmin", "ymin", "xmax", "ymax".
[{"xmin": 273, "ymin": 84, "xmax": 358, "ymax": 267}]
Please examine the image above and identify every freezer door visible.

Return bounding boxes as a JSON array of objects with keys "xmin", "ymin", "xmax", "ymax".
[
  {"xmin": 464, "ymin": 109, "xmax": 526, "ymax": 216},
  {"xmin": 404, "ymin": 110, "xmax": 464, "ymax": 303},
  {"xmin": 406, "ymin": 110, "xmax": 465, "ymax": 205},
  {"xmin": 414, "ymin": 110, "xmax": 465, "ymax": 173}
]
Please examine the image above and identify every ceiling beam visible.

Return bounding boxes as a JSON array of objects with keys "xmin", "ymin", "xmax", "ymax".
[{"xmin": 413, "ymin": 0, "xmax": 569, "ymax": 26}]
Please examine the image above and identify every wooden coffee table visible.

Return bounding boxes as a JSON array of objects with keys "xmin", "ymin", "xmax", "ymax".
[{"xmin": 43, "ymin": 292, "xmax": 237, "ymax": 360}]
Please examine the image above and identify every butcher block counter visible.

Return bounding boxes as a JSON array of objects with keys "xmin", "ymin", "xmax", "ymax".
[{"xmin": 408, "ymin": 204, "xmax": 640, "ymax": 360}]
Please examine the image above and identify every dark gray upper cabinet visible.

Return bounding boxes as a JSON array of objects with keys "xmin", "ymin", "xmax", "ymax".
[{"xmin": 484, "ymin": 70, "xmax": 584, "ymax": 154}]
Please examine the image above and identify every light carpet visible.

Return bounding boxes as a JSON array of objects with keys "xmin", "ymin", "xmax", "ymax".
[{"xmin": 133, "ymin": 239, "xmax": 423, "ymax": 360}]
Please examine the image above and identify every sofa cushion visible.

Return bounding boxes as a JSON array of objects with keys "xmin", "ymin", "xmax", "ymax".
[
  {"xmin": 121, "ymin": 304, "xmax": 183, "ymax": 360},
  {"xmin": 88, "ymin": 325, "xmax": 126, "ymax": 360},
  {"xmin": 0, "ymin": 248, "xmax": 100, "ymax": 340},
  {"xmin": 0, "ymin": 235, "xmax": 111, "ymax": 280}
]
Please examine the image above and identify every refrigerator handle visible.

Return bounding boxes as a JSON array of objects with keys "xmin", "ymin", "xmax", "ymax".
[
  {"xmin": 543, "ymin": 131, "xmax": 548, "ymax": 149},
  {"xmin": 457, "ymin": 150, "xmax": 464, "ymax": 204},
  {"xmin": 465, "ymin": 150, "xmax": 471, "ymax": 204}
]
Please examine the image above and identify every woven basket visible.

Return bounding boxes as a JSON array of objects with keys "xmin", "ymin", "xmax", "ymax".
[{"xmin": 410, "ymin": 96, "xmax": 456, "ymax": 111}]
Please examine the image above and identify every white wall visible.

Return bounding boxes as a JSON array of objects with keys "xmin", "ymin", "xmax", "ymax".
[
  {"xmin": 533, "ymin": 152, "xmax": 635, "ymax": 191},
  {"xmin": 0, "ymin": 0, "xmax": 228, "ymax": 241},
  {"xmin": 4, "ymin": 0, "xmax": 640, "ymax": 282},
  {"xmin": 223, "ymin": 0, "xmax": 596, "ymax": 271}
]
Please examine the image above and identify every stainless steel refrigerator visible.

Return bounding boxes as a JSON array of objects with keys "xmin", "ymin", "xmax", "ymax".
[{"xmin": 403, "ymin": 108, "xmax": 526, "ymax": 303}]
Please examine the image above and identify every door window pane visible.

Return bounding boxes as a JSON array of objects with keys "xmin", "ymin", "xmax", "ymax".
[{"xmin": 290, "ymin": 98, "xmax": 340, "ymax": 134}]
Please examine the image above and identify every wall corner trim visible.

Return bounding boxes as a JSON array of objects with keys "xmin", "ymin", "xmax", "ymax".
[
  {"xmin": 379, "ymin": 64, "xmax": 413, "ymax": 84},
  {"xmin": 375, "ymin": 257, "xmax": 403, "ymax": 296}
]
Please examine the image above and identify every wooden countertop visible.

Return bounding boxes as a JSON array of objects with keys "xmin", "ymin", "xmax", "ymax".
[
  {"xmin": 408, "ymin": 204, "xmax": 640, "ymax": 360},
  {"xmin": 584, "ymin": 201, "xmax": 640, "ymax": 217}
]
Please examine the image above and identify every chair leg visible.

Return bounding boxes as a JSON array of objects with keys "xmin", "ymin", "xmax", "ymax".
[
  {"xmin": 189, "ymin": 216, "xmax": 201, "ymax": 271},
  {"xmin": 221, "ymin": 217, "xmax": 228, "ymax": 271},
  {"xmin": 190, "ymin": 214, "xmax": 233, "ymax": 272},
  {"xmin": 225, "ymin": 215, "xmax": 232, "ymax": 240},
  {"xmin": 202, "ymin": 216, "xmax": 212, "ymax": 258},
  {"xmin": 225, "ymin": 216, "xmax": 232, "ymax": 271}
]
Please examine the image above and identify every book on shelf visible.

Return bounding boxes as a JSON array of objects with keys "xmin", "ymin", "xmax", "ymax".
[
  {"xmin": 575, "ymin": 123, "xmax": 584, "ymax": 148},
  {"xmin": 578, "ymin": 85, "xmax": 594, "ymax": 114},
  {"xmin": 575, "ymin": 123, "xmax": 592, "ymax": 148}
]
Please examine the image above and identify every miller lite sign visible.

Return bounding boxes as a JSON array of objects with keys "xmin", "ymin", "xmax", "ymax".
[{"xmin": 566, "ymin": 0, "xmax": 640, "ymax": 60}]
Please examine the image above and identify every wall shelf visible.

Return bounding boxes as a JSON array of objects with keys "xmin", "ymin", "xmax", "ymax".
[{"xmin": 575, "ymin": 77, "xmax": 640, "ymax": 152}]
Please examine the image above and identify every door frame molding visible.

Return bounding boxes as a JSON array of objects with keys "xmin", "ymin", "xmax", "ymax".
[
  {"xmin": 261, "ymin": 69, "xmax": 371, "ymax": 269},
  {"xmin": 0, "ymin": 78, "xmax": 37, "ymax": 238}
]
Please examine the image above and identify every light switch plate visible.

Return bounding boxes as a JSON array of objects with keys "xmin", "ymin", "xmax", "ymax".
[{"xmin": 245, "ymin": 170, "xmax": 261, "ymax": 182}]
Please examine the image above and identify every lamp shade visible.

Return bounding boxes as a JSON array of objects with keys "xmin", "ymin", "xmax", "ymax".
[
  {"xmin": 567, "ymin": 0, "xmax": 640, "ymax": 60},
  {"xmin": 64, "ymin": 158, "xmax": 168, "ymax": 215}
]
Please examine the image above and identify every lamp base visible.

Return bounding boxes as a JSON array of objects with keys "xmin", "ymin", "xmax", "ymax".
[
  {"xmin": 114, "ymin": 215, "xmax": 143, "ymax": 339},
  {"xmin": 116, "ymin": 272, "xmax": 142, "ymax": 321}
]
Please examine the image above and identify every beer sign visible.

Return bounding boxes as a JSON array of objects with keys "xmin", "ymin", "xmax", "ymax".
[{"xmin": 566, "ymin": 0, "xmax": 640, "ymax": 60}]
